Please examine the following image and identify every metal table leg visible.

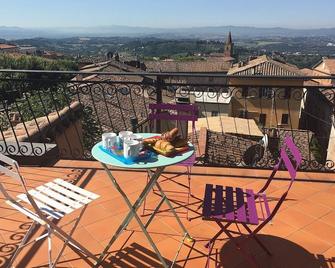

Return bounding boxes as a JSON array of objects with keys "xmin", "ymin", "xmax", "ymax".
[
  {"xmin": 95, "ymin": 163, "xmax": 192, "ymax": 268},
  {"xmin": 155, "ymin": 180, "xmax": 193, "ymax": 242},
  {"xmin": 95, "ymin": 164, "xmax": 168, "ymax": 267}
]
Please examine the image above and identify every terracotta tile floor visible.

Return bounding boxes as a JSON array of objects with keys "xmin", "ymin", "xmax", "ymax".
[{"xmin": 0, "ymin": 160, "xmax": 335, "ymax": 268}]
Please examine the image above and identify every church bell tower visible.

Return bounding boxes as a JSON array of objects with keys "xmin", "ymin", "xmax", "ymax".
[{"xmin": 223, "ymin": 31, "xmax": 234, "ymax": 58}]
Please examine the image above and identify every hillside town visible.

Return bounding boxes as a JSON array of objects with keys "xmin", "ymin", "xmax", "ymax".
[{"xmin": 1, "ymin": 31, "xmax": 335, "ymax": 169}]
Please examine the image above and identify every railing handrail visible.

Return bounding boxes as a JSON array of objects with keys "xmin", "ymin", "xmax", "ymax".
[{"xmin": 0, "ymin": 69, "xmax": 335, "ymax": 80}]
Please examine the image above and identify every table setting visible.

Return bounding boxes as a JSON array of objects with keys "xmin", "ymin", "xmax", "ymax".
[{"xmin": 91, "ymin": 128, "xmax": 195, "ymax": 268}]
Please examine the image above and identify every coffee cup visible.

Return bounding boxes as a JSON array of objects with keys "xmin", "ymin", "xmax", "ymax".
[
  {"xmin": 119, "ymin": 131, "xmax": 133, "ymax": 143},
  {"xmin": 102, "ymin": 133, "xmax": 117, "ymax": 149},
  {"xmin": 123, "ymin": 139, "xmax": 141, "ymax": 159},
  {"xmin": 128, "ymin": 134, "xmax": 143, "ymax": 149}
]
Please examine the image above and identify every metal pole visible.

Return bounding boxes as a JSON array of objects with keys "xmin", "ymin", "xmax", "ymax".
[{"xmin": 156, "ymin": 76, "xmax": 163, "ymax": 133}]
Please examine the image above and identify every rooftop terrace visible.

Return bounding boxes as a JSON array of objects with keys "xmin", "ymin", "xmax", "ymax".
[
  {"xmin": 0, "ymin": 68, "xmax": 335, "ymax": 267},
  {"xmin": 1, "ymin": 161, "xmax": 334, "ymax": 267}
]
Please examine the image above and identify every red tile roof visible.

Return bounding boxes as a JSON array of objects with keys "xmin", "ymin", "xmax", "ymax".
[
  {"xmin": 0, "ymin": 43, "xmax": 17, "ymax": 49},
  {"xmin": 323, "ymin": 59, "xmax": 335, "ymax": 74},
  {"xmin": 228, "ymin": 55, "xmax": 303, "ymax": 76},
  {"xmin": 145, "ymin": 60, "xmax": 231, "ymax": 73}
]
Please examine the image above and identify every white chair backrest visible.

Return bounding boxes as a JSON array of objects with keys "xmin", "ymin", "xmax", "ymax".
[
  {"xmin": 0, "ymin": 153, "xmax": 26, "ymax": 201},
  {"xmin": 0, "ymin": 153, "xmax": 22, "ymax": 181}
]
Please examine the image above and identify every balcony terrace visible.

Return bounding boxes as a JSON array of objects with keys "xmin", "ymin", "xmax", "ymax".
[
  {"xmin": 0, "ymin": 69, "xmax": 335, "ymax": 267},
  {"xmin": 0, "ymin": 162, "xmax": 334, "ymax": 267}
]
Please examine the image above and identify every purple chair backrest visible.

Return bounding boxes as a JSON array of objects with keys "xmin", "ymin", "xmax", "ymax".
[
  {"xmin": 148, "ymin": 103, "xmax": 198, "ymax": 140},
  {"xmin": 279, "ymin": 136, "xmax": 302, "ymax": 190},
  {"xmin": 254, "ymin": 136, "xmax": 302, "ymax": 232},
  {"xmin": 148, "ymin": 103, "xmax": 198, "ymax": 122},
  {"xmin": 258, "ymin": 136, "xmax": 302, "ymax": 195}
]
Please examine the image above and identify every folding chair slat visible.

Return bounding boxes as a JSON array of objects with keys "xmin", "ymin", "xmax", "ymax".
[
  {"xmin": 214, "ymin": 185, "xmax": 223, "ymax": 217},
  {"xmin": 149, "ymin": 103, "xmax": 198, "ymax": 112},
  {"xmin": 259, "ymin": 193, "xmax": 271, "ymax": 218},
  {"xmin": 235, "ymin": 188, "xmax": 247, "ymax": 223},
  {"xmin": 246, "ymin": 189, "xmax": 259, "ymax": 225},
  {"xmin": 203, "ymin": 184, "xmax": 213, "ymax": 218},
  {"xmin": 54, "ymin": 179, "xmax": 99, "ymax": 200},
  {"xmin": 36, "ymin": 185, "xmax": 83, "ymax": 210},
  {"xmin": 149, "ymin": 113, "xmax": 197, "ymax": 122},
  {"xmin": 45, "ymin": 182, "xmax": 92, "ymax": 204},
  {"xmin": 28, "ymin": 189, "xmax": 73, "ymax": 214},
  {"xmin": 17, "ymin": 193, "xmax": 64, "ymax": 219},
  {"xmin": 225, "ymin": 187, "xmax": 235, "ymax": 221}
]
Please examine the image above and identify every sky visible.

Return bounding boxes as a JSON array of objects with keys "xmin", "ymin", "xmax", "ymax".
[{"xmin": 0, "ymin": 0, "xmax": 334, "ymax": 29}]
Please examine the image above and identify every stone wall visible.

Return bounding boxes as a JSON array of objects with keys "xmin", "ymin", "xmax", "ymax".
[{"xmin": 1, "ymin": 101, "xmax": 84, "ymax": 160}]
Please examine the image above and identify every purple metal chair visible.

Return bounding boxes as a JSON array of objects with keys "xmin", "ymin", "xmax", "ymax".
[
  {"xmin": 202, "ymin": 136, "xmax": 302, "ymax": 267},
  {"xmin": 142, "ymin": 103, "xmax": 198, "ymax": 219}
]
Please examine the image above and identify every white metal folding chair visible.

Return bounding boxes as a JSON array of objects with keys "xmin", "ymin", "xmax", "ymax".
[{"xmin": 0, "ymin": 153, "xmax": 100, "ymax": 268}]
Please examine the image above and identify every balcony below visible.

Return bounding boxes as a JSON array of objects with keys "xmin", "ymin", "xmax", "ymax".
[{"xmin": 0, "ymin": 161, "xmax": 334, "ymax": 267}]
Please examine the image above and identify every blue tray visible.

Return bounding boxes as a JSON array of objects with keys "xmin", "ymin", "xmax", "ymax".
[{"xmin": 99, "ymin": 145, "xmax": 156, "ymax": 165}]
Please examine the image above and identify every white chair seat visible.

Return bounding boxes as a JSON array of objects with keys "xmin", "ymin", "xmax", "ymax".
[
  {"xmin": 12, "ymin": 178, "xmax": 99, "ymax": 220},
  {"xmin": 0, "ymin": 153, "xmax": 101, "ymax": 267}
]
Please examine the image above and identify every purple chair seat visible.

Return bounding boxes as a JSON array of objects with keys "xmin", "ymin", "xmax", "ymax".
[
  {"xmin": 201, "ymin": 136, "xmax": 303, "ymax": 268},
  {"xmin": 202, "ymin": 184, "xmax": 271, "ymax": 225}
]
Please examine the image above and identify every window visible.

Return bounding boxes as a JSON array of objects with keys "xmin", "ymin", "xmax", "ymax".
[
  {"xmin": 284, "ymin": 88, "xmax": 291, "ymax": 99},
  {"xmin": 281, "ymin": 114, "xmax": 289, "ymax": 125},
  {"xmin": 242, "ymin": 87, "xmax": 249, "ymax": 98},
  {"xmin": 211, "ymin": 111, "xmax": 219, "ymax": 117},
  {"xmin": 176, "ymin": 97, "xmax": 190, "ymax": 104},
  {"xmin": 259, "ymin": 114, "xmax": 266, "ymax": 126},
  {"xmin": 239, "ymin": 109, "xmax": 248, "ymax": 119},
  {"xmin": 259, "ymin": 87, "xmax": 274, "ymax": 99}
]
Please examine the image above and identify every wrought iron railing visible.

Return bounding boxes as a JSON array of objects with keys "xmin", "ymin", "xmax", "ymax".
[{"xmin": 0, "ymin": 69, "xmax": 334, "ymax": 172}]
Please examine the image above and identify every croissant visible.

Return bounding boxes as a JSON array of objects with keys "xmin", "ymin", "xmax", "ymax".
[
  {"xmin": 143, "ymin": 137, "xmax": 160, "ymax": 145},
  {"xmin": 162, "ymin": 128, "xmax": 179, "ymax": 142},
  {"xmin": 154, "ymin": 140, "xmax": 175, "ymax": 154}
]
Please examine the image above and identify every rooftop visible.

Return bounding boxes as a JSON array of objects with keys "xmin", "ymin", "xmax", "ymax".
[
  {"xmin": 144, "ymin": 60, "xmax": 231, "ymax": 73},
  {"xmin": 0, "ymin": 44, "xmax": 17, "ymax": 50},
  {"xmin": 314, "ymin": 58, "xmax": 335, "ymax": 75},
  {"xmin": 190, "ymin": 116, "xmax": 263, "ymax": 137},
  {"xmin": 1, "ymin": 161, "xmax": 335, "ymax": 267},
  {"xmin": 228, "ymin": 55, "xmax": 303, "ymax": 76}
]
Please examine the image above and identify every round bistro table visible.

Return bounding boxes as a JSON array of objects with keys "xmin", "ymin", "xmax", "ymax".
[{"xmin": 91, "ymin": 133, "xmax": 194, "ymax": 268}]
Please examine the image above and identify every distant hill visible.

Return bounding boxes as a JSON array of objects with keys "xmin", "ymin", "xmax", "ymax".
[{"xmin": 1, "ymin": 25, "xmax": 335, "ymax": 40}]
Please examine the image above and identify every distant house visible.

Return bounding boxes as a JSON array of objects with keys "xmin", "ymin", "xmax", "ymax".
[
  {"xmin": 144, "ymin": 60, "xmax": 230, "ymax": 85},
  {"xmin": 193, "ymin": 91, "xmax": 232, "ymax": 117},
  {"xmin": 299, "ymin": 59, "xmax": 335, "ymax": 164},
  {"xmin": 228, "ymin": 55, "xmax": 305, "ymax": 129},
  {"xmin": 18, "ymin": 46, "xmax": 37, "ymax": 55},
  {"xmin": 0, "ymin": 43, "xmax": 19, "ymax": 54},
  {"xmin": 312, "ymin": 58, "xmax": 335, "ymax": 85}
]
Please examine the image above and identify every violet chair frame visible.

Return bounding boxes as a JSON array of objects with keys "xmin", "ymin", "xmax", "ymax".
[
  {"xmin": 142, "ymin": 103, "xmax": 198, "ymax": 220},
  {"xmin": 202, "ymin": 136, "xmax": 302, "ymax": 267}
]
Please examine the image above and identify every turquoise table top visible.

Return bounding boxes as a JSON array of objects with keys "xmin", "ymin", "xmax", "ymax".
[{"xmin": 91, "ymin": 133, "xmax": 195, "ymax": 169}]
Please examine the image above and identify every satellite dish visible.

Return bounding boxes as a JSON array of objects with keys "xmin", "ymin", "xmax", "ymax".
[
  {"xmin": 243, "ymin": 144, "xmax": 264, "ymax": 167},
  {"xmin": 260, "ymin": 134, "xmax": 269, "ymax": 151}
]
